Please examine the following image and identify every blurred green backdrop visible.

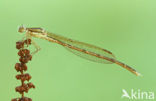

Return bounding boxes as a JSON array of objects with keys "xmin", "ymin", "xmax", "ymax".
[{"xmin": 0, "ymin": 0, "xmax": 156, "ymax": 101}]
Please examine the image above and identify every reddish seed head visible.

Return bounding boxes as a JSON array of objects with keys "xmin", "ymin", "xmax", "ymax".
[
  {"xmin": 19, "ymin": 57, "xmax": 28, "ymax": 63},
  {"xmin": 27, "ymin": 82, "xmax": 35, "ymax": 88},
  {"xmin": 21, "ymin": 64, "xmax": 27, "ymax": 71},
  {"xmin": 18, "ymin": 50, "xmax": 25, "ymax": 57},
  {"xmin": 21, "ymin": 76, "xmax": 26, "ymax": 81},
  {"xmin": 19, "ymin": 97, "xmax": 32, "ymax": 101},
  {"xmin": 25, "ymin": 89, "xmax": 29, "ymax": 93},
  {"xmin": 16, "ymin": 41, "xmax": 24, "ymax": 49},
  {"xmin": 22, "ymin": 84, "xmax": 30, "ymax": 93},
  {"xmin": 18, "ymin": 49, "xmax": 30, "ymax": 58},
  {"xmin": 15, "ymin": 63, "xmax": 20, "ymax": 68},
  {"xmin": 27, "ymin": 55, "xmax": 32, "ymax": 61},
  {"xmin": 25, "ymin": 73, "xmax": 31, "ymax": 81},
  {"xmin": 15, "ymin": 63, "xmax": 21, "ymax": 72},
  {"xmin": 14, "ymin": 39, "xmax": 34, "ymax": 101},
  {"xmin": 24, "ymin": 39, "xmax": 31, "ymax": 45},
  {"xmin": 15, "ymin": 86, "xmax": 24, "ymax": 93},
  {"xmin": 16, "ymin": 74, "xmax": 22, "ymax": 80},
  {"xmin": 23, "ymin": 49, "xmax": 30, "ymax": 55},
  {"xmin": 16, "ymin": 74, "xmax": 32, "ymax": 82}
]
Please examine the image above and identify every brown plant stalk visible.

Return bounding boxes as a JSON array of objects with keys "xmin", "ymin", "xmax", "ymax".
[{"xmin": 12, "ymin": 39, "xmax": 35, "ymax": 101}]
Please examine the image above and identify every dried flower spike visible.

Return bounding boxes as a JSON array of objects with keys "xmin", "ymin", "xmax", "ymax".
[{"xmin": 12, "ymin": 39, "xmax": 35, "ymax": 101}]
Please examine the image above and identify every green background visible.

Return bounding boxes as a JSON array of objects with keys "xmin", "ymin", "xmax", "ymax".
[{"xmin": 0, "ymin": 0, "xmax": 156, "ymax": 101}]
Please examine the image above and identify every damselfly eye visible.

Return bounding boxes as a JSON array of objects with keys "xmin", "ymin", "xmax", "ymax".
[{"xmin": 18, "ymin": 25, "xmax": 26, "ymax": 33}]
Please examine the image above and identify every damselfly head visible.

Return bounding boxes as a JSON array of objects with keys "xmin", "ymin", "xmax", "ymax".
[{"xmin": 18, "ymin": 25, "xmax": 26, "ymax": 33}]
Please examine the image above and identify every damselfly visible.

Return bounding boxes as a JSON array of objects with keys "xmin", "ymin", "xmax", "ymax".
[{"xmin": 18, "ymin": 25, "xmax": 141, "ymax": 76}]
